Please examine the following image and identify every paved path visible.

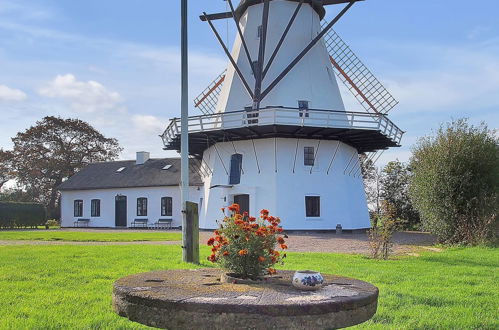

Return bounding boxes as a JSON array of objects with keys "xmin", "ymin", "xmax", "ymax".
[{"xmin": 0, "ymin": 230, "xmax": 435, "ymax": 254}]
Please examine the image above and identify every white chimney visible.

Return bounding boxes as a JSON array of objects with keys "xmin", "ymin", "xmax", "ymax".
[{"xmin": 136, "ymin": 151, "xmax": 150, "ymax": 165}]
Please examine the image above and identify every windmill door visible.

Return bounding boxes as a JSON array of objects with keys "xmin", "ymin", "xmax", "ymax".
[
  {"xmin": 233, "ymin": 194, "xmax": 250, "ymax": 214},
  {"xmin": 115, "ymin": 195, "xmax": 127, "ymax": 227}
]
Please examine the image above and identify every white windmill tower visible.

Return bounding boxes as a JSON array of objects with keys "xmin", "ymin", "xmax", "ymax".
[{"xmin": 162, "ymin": 0, "xmax": 403, "ymax": 230}]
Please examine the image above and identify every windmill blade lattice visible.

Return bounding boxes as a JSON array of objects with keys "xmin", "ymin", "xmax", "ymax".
[
  {"xmin": 193, "ymin": 70, "xmax": 226, "ymax": 115},
  {"xmin": 322, "ymin": 23, "xmax": 398, "ymax": 114}
]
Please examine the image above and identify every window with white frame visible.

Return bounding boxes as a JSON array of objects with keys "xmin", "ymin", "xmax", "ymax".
[
  {"xmin": 304, "ymin": 146, "xmax": 315, "ymax": 166},
  {"xmin": 161, "ymin": 197, "xmax": 172, "ymax": 217},
  {"xmin": 137, "ymin": 197, "xmax": 148, "ymax": 216},
  {"xmin": 74, "ymin": 200, "xmax": 83, "ymax": 217},
  {"xmin": 91, "ymin": 199, "xmax": 100, "ymax": 217}
]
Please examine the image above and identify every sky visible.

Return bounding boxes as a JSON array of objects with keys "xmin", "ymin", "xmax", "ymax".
[{"xmin": 0, "ymin": 0, "xmax": 497, "ymax": 165}]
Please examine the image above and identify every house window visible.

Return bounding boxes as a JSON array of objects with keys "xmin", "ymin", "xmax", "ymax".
[
  {"xmin": 305, "ymin": 196, "xmax": 320, "ymax": 217},
  {"xmin": 137, "ymin": 197, "xmax": 148, "ymax": 216},
  {"xmin": 298, "ymin": 100, "xmax": 309, "ymax": 117},
  {"xmin": 91, "ymin": 199, "xmax": 100, "ymax": 217},
  {"xmin": 229, "ymin": 154, "xmax": 243, "ymax": 185},
  {"xmin": 74, "ymin": 200, "xmax": 83, "ymax": 217},
  {"xmin": 304, "ymin": 147, "xmax": 315, "ymax": 166},
  {"xmin": 161, "ymin": 197, "xmax": 173, "ymax": 217}
]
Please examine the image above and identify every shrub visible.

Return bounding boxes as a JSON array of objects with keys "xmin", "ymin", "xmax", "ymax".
[
  {"xmin": 0, "ymin": 202, "xmax": 46, "ymax": 228},
  {"xmin": 368, "ymin": 201, "xmax": 400, "ymax": 260},
  {"xmin": 45, "ymin": 219, "xmax": 60, "ymax": 228},
  {"xmin": 409, "ymin": 119, "xmax": 498, "ymax": 244},
  {"xmin": 206, "ymin": 204, "xmax": 287, "ymax": 279}
]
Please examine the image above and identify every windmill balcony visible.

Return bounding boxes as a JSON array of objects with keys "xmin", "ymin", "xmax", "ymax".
[{"xmin": 161, "ymin": 107, "xmax": 404, "ymax": 158}]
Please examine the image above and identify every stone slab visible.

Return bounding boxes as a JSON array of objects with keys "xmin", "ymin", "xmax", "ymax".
[{"xmin": 113, "ymin": 268, "xmax": 378, "ymax": 330}]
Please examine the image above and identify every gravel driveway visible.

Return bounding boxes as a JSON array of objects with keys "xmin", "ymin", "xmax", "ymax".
[{"xmin": 0, "ymin": 229, "xmax": 435, "ymax": 255}]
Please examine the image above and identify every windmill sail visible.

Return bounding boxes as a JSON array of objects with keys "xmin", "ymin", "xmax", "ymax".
[
  {"xmin": 322, "ymin": 24, "xmax": 398, "ymax": 114},
  {"xmin": 193, "ymin": 27, "xmax": 398, "ymax": 116},
  {"xmin": 193, "ymin": 70, "xmax": 226, "ymax": 115}
]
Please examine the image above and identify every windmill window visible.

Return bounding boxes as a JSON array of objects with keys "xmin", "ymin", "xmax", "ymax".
[
  {"xmin": 116, "ymin": 167, "xmax": 126, "ymax": 173},
  {"xmin": 162, "ymin": 164, "xmax": 172, "ymax": 170},
  {"xmin": 161, "ymin": 197, "xmax": 173, "ymax": 217},
  {"xmin": 304, "ymin": 147, "xmax": 315, "ymax": 166},
  {"xmin": 137, "ymin": 197, "xmax": 148, "ymax": 216},
  {"xmin": 298, "ymin": 100, "xmax": 309, "ymax": 117},
  {"xmin": 91, "ymin": 199, "xmax": 101, "ymax": 217},
  {"xmin": 257, "ymin": 25, "xmax": 263, "ymax": 38},
  {"xmin": 245, "ymin": 106, "xmax": 259, "ymax": 124},
  {"xmin": 229, "ymin": 153, "xmax": 243, "ymax": 185},
  {"xmin": 305, "ymin": 196, "xmax": 320, "ymax": 217},
  {"xmin": 74, "ymin": 200, "xmax": 83, "ymax": 217}
]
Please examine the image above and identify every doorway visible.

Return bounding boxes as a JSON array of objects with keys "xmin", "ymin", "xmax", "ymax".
[
  {"xmin": 115, "ymin": 195, "xmax": 127, "ymax": 227},
  {"xmin": 233, "ymin": 194, "xmax": 250, "ymax": 214}
]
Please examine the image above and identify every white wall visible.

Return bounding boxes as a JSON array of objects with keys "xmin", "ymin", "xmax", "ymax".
[
  {"xmin": 199, "ymin": 138, "xmax": 370, "ymax": 230},
  {"xmin": 60, "ymin": 186, "xmax": 200, "ymax": 228},
  {"xmin": 217, "ymin": 0, "xmax": 345, "ymax": 112}
]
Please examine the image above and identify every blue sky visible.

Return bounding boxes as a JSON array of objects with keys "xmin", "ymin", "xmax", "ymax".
[{"xmin": 0, "ymin": 0, "xmax": 497, "ymax": 165}]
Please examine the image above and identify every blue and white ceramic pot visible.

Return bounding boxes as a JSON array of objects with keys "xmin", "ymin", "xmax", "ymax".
[{"xmin": 292, "ymin": 270, "xmax": 324, "ymax": 291}]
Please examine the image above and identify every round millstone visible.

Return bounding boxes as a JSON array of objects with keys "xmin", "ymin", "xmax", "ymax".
[{"xmin": 112, "ymin": 269, "xmax": 378, "ymax": 330}]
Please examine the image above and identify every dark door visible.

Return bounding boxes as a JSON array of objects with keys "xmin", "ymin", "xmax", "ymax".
[
  {"xmin": 115, "ymin": 195, "xmax": 127, "ymax": 227},
  {"xmin": 233, "ymin": 194, "xmax": 250, "ymax": 214}
]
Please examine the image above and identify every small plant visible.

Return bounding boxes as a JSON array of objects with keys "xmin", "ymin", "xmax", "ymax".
[
  {"xmin": 368, "ymin": 201, "xmax": 400, "ymax": 260},
  {"xmin": 207, "ymin": 204, "xmax": 287, "ymax": 279},
  {"xmin": 45, "ymin": 219, "xmax": 60, "ymax": 229}
]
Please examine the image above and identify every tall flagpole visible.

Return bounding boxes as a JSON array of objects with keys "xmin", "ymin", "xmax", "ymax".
[{"xmin": 180, "ymin": 0, "xmax": 190, "ymax": 262}]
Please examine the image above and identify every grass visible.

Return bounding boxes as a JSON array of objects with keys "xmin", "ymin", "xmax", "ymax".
[
  {"xmin": 0, "ymin": 244, "xmax": 497, "ymax": 329},
  {"xmin": 0, "ymin": 230, "xmax": 182, "ymax": 242}
]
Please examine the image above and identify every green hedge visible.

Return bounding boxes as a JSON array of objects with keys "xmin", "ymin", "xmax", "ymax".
[{"xmin": 0, "ymin": 202, "xmax": 46, "ymax": 229}]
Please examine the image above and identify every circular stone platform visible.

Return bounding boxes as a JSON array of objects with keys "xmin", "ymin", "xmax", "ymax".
[{"xmin": 113, "ymin": 268, "xmax": 378, "ymax": 330}]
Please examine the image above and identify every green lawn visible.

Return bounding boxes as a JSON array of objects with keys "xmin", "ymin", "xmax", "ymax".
[
  {"xmin": 0, "ymin": 245, "xmax": 497, "ymax": 329},
  {"xmin": 0, "ymin": 230, "xmax": 181, "ymax": 242}
]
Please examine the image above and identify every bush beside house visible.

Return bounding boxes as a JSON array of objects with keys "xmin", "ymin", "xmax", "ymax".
[{"xmin": 0, "ymin": 202, "xmax": 46, "ymax": 228}]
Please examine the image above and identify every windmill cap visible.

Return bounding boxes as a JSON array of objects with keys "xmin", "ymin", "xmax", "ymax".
[{"xmin": 235, "ymin": 0, "xmax": 326, "ymax": 20}]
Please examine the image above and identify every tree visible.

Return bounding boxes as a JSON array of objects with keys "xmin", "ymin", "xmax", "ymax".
[
  {"xmin": 0, "ymin": 149, "xmax": 14, "ymax": 189},
  {"xmin": 6, "ymin": 116, "xmax": 122, "ymax": 218},
  {"xmin": 380, "ymin": 160, "xmax": 420, "ymax": 229},
  {"xmin": 360, "ymin": 154, "xmax": 382, "ymax": 217},
  {"xmin": 409, "ymin": 119, "xmax": 498, "ymax": 244}
]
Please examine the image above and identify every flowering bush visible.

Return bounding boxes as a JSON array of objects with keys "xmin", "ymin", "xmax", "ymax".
[{"xmin": 207, "ymin": 204, "xmax": 287, "ymax": 279}]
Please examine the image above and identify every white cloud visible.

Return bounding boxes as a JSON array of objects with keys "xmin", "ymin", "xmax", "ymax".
[
  {"xmin": 132, "ymin": 114, "xmax": 166, "ymax": 133},
  {"xmin": 38, "ymin": 74, "xmax": 123, "ymax": 112},
  {"xmin": 0, "ymin": 84, "xmax": 27, "ymax": 101}
]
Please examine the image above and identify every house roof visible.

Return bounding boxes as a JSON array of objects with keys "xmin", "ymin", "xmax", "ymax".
[{"xmin": 58, "ymin": 158, "xmax": 203, "ymax": 191}]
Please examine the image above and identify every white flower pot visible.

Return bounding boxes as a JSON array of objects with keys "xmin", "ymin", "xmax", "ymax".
[{"xmin": 292, "ymin": 270, "xmax": 324, "ymax": 290}]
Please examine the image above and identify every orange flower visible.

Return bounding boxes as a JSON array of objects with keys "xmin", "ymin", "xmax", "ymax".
[
  {"xmin": 258, "ymin": 256, "xmax": 265, "ymax": 262},
  {"xmin": 280, "ymin": 244, "xmax": 288, "ymax": 250},
  {"xmin": 260, "ymin": 209, "xmax": 269, "ymax": 215},
  {"xmin": 228, "ymin": 203, "xmax": 240, "ymax": 213},
  {"xmin": 267, "ymin": 268, "xmax": 277, "ymax": 275},
  {"xmin": 248, "ymin": 216, "xmax": 256, "ymax": 222},
  {"xmin": 223, "ymin": 251, "xmax": 229, "ymax": 256},
  {"xmin": 277, "ymin": 237, "xmax": 285, "ymax": 244},
  {"xmin": 238, "ymin": 249, "xmax": 248, "ymax": 256},
  {"xmin": 207, "ymin": 238, "xmax": 215, "ymax": 246},
  {"xmin": 214, "ymin": 230, "xmax": 220, "ymax": 236},
  {"xmin": 276, "ymin": 227, "xmax": 284, "ymax": 233}
]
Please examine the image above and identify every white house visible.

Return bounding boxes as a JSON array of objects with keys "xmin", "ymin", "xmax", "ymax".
[{"xmin": 59, "ymin": 152, "xmax": 202, "ymax": 228}]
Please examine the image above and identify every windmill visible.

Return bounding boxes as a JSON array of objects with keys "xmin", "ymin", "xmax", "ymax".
[{"xmin": 162, "ymin": 0, "xmax": 403, "ymax": 230}]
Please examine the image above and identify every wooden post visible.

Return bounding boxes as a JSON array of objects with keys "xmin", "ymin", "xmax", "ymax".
[{"xmin": 185, "ymin": 201, "xmax": 199, "ymax": 263}]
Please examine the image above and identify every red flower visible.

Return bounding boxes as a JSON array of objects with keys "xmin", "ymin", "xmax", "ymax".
[
  {"xmin": 223, "ymin": 251, "xmax": 229, "ymax": 256},
  {"xmin": 228, "ymin": 203, "xmax": 240, "ymax": 214},
  {"xmin": 208, "ymin": 254, "xmax": 217, "ymax": 262},
  {"xmin": 248, "ymin": 216, "xmax": 256, "ymax": 222},
  {"xmin": 207, "ymin": 238, "xmax": 215, "ymax": 246},
  {"xmin": 267, "ymin": 268, "xmax": 277, "ymax": 275},
  {"xmin": 277, "ymin": 237, "xmax": 285, "ymax": 244},
  {"xmin": 238, "ymin": 249, "xmax": 248, "ymax": 256},
  {"xmin": 258, "ymin": 256, "xmax": 265, "ymax": 262},
  {"xmin": 280, "ymin": 244, "xmax": 288, "ymax": 250}
]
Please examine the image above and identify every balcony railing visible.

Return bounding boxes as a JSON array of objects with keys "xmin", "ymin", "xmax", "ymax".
[{"xmin": 161, "ymin": 107, "xmax": 403, "ymax": 147}]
